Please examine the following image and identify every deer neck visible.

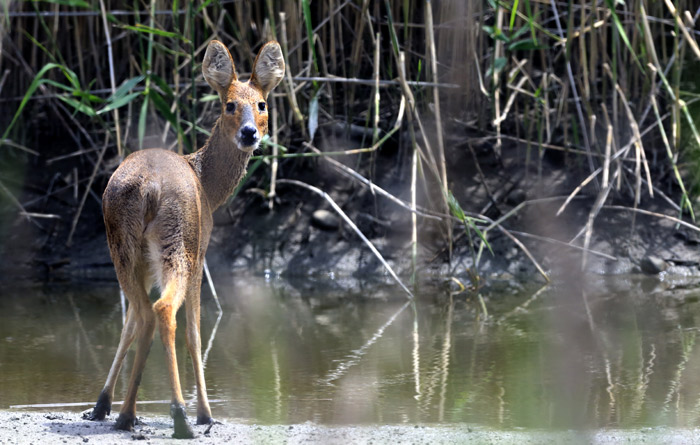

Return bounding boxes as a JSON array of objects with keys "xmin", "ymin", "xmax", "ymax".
[{"xmin": 187, "ymin": 120, "xmax": 252, "ymax": 211}]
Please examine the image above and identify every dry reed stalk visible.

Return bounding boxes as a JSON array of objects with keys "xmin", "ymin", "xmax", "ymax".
[
  {"xmin": 603, "ymin": 63, "xmax": 652, "ymax": 193},
  {"xmin": 650, "ymin": 90, "xmax": 691, "ymax": 216},
  {"xmin": 549, "ymin": 0, "xmax": 595, "ymax": 177},
  {"xmin": 602, "ymin": 123, "xmax": 612, "ymax": 189},
  {"xmin": 641, "ymin": 5, "xmax": 700, "ymax": 178},
  {"xmin": 424, "ymin": 0, "xmax": 451, "ymax": 260},
  {"xmin": 347, "ymin": 0, "xmax": 369, "ymax": 104},
  {"xmin": 372, "ymin": 32, "xmax": 381, "ymax": 145},
  {"xmin": 579, "ymin": 177, "xmax": 618, "ymax": 269},
  {"xmin": 328, "ymin": 0, "xmax": 337, "ymax": 75},
  {"xmin": 393, "ymin": 50, "xmax": 448, "ymax": 230},
  {"xmin": 268, "ymin": 103, "xmax": 279, "ymax": 210},
  {"xmin": 292, "ymin": 76, "xmax": 459, "ymax": 89},
  {"xmin": 492, "ymin": 5, "xmax": 504, "ymax": 156},
  {"xmin": 556, "ymin": 123, "xmax": 651, "ymax": 217},
  {"xmin": 411, "ymin": 137, "xmax": 418, "ymax": 283},
  {"xmin": 279, "ymin": 12, "xmax": 306, "ymax": 134},
  {"xmin": 97, "ymin": 0, "xmax": 122, "ymax": 158},
  {"xmin": 494, "ymin": 75, "xmax": 527, "ymax": 126},
  {"xmin": 664, "ymin": 0, "xmax": 700, "ymax": 61}
]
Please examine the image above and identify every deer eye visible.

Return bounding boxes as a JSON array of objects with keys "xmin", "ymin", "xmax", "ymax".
[
  {"xmin": 258, "ymin": 102, "xmax": 266, "ymax": 112},
  {"xmin": 225, "ymin": 102, "xmax": 236, "ymax": 113}
]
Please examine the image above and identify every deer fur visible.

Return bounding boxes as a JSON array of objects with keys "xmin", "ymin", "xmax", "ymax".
[{"xmin": 85, "ymin": 40, "xmax": 284, "ymax": 439}]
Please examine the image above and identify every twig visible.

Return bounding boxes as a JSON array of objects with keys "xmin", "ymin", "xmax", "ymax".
[
  {"xmin": 0, "ymin": 139, "xmax": 39, "ymax": 156},
  {"xmin": 306, "ymin": 143, "xmax": 442, "ymax": 221},
  {"xmin": 320, "ymin": 301, "xmax": 411, "ymax": 385},
  {"xmin": 0, "ymin": 179, "xmax": 34, "ymax": 224},
  {"xmin": 603, "ymin": 206, "xmax": 700, "ymax": 234},
  {"xmin": 495, "ymin": 225, "xmax": 549, "ymax": 282},
  {"xmin": 508, "ymin": 229, "xmax": 617, "ymax": 261},
  {"xmin": 19, "ymin": 212, "xmax": 60, "ymax": 219},
  {"xmin": 277, "ymin": 178, "xmax": 413, "ymax": 299},
  {"xmin": 202, "ymin": 307, "xmax": 223, "ymax": 369},
  {"xmin": 202, "ymin": 258, "xmax": 222, "ymax": 313}
]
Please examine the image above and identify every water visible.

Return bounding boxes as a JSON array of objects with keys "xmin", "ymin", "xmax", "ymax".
[{"xmin": 2, "ymin": 274, "xmax": 700, "ymax": 429}]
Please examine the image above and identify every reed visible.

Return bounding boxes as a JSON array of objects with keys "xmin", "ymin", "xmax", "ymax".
[{"xmin": 1, "ymin": 1, "xmax": 699, "ymax": 285}]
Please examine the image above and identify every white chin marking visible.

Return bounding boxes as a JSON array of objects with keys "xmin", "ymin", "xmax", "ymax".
[
  {"xmin": 237, "ymin": 143, "xmax": 257, "ymax": 153},
  {"xmin": 234, "ymin": 137, "xmax": 258, "ymax": 153}
]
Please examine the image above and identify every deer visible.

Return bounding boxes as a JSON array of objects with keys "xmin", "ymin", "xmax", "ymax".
[{"xmin": 84, "ymin": 40, "xmax": 285, "ymax": 438}]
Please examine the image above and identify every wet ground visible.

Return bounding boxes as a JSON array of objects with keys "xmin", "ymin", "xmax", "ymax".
[{"xmin": 3, "ymin": 273, "xmax": 700, "ymax": 442}]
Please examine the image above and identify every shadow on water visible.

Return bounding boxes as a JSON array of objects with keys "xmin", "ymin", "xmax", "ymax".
[{"xmin": 3, "ymin": 274, "xmax": 700, "ymax": 429}]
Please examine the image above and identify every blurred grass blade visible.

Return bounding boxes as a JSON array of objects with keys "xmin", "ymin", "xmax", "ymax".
[
  {"xmin": 122, "ymin": 24, "xmax": 191, "ymax": 43},
  {"xmin": 509, "ymin": 0, "xmax": 519, "ymax": 30},
  {"xmin": 34, "ymin": 0, "xmax": 91, "ymax": 6},
  {"xmin": 604, "ymin": 0, "xmax": 643, "ymax": 71},
  {"xmin": 138, "ymin": 98, "xmax": 149, "ymax": 150},
  {"xmin": 113, "ymin": 75, "xmax": 146, "ymax": 99},
  {"xmin": 97, "ymin": 91, "xmax": 141, "ymax": 115},
  {"xmin": 3, "ymin": 63, "xmax": 78, "ymax": 140},
  {"xmin": 308, "ymin": 91, "xmax": 319, "ymax": 141}
]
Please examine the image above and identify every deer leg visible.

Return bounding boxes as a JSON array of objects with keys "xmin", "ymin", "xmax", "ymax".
[
  {"xmin": 86, "ymin": 302, "xmax": 138, "ymax": 421},
  {"xmin": 114, "ymin": 300, "xmax": 156, "ymax": 431},
  {"xmin": 185, "ymin": 270, "xmax": 213, "ymax": 425},
  {"xmin": 153, "ymin": 277, "xmax": 194, "ymax": 439}
]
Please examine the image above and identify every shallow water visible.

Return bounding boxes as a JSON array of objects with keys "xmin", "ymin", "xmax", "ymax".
[{"xmin": 2, "ymin": 274, "xmax": 700, "ymax": 429}]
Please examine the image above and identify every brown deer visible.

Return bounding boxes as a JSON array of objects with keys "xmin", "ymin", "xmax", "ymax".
[{"xmin": 85, "ymin": 40, "xmax": 285, "ymax": 438}]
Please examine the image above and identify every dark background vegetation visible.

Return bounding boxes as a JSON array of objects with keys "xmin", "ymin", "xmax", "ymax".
[{"xmin": 1, "ymin": 0, "xmax": 700, "ymax": 286}]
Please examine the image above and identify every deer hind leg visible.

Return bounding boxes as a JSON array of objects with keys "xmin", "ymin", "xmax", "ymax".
[
  {"xmin": 113, "ymin": 266, "xmax": 157, "ymax": 431},
  {"xmin": 185, "ymin": 266, "xmax": 213, "ymax": 425},
  {"xmin": 113, "ymin": 304, "xmax": 156, "ymax": 430},
  {"xmin": 86, "ymin": 302, "xmax": 138, "ymax": 421},
  {"xmin": 153, "ymin": 267, "xmax": 194, "ymax": 439},
  {"xmin": 87, "ymin": 252, "xmax": 153, "ymax": 426}
]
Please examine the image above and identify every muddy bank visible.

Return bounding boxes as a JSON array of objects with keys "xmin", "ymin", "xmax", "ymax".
[
  {"xmin": 1, "ymin": 129, "xmax": 699, "ymax": 288},
  {"xmin": 3, "ymin": 411, "xmax": 700, "ymax": 445}
]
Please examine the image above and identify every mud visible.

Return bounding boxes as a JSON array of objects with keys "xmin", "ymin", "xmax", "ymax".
[{"xmin": 3, "ymin": 411, "xmax": 700, "ymax": 444}]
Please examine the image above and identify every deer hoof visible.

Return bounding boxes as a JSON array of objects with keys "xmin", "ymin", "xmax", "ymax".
[
  {"xmin": 171, "ymin": 403, "xmax": 194, "ymax": 439},
  {"xmin": 196, "ymin": 414, "xmax": 213, "ymax": 425},
  {"xmin": 114, "ymin": 413, "xmax": 136, "ymax": 432},
  {"xmin": 84, "ymin": 391, "xmax": 111, "ymax": 421}
]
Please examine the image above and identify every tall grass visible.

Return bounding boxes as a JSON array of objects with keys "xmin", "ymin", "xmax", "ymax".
[{"xmin": 1, "ymin": 1, "xmax": 699, "ymax": 284}]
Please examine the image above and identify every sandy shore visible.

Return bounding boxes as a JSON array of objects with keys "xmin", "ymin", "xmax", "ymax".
[{"xmin": 3, "ymin": 411, "xmax": 700, "ymax": 444}]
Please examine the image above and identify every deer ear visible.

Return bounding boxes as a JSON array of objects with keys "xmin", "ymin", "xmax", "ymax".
[
  {"xmin": 250, "ymin": 41, "xmax": 285, "ymax": 99},
  {"xmin": 202, "ymin": 40, "xmax": 237, "ymax": 100}
]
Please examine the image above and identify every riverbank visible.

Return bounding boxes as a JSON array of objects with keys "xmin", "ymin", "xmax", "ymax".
[{"xmin": 3, "ymin": 411, "xmax": 700, "ymax": 444}]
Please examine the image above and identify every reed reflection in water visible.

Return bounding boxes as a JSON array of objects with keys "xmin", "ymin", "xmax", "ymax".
[{"xmin": 2, "ymin": 275, "xmax": 700, "ymax": 429}]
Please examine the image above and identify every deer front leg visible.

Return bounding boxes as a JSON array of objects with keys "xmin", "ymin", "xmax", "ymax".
[
  {"xmin": 86, "ymin": 303, "xmax": 138, "ymax": 421},
  {"xmin": 154, "ymin": 278, "xmax": 194, "ymax": 439},
  {"xmin": 185, "ymin": 273, "xmax": 213, "ymax": 425}
]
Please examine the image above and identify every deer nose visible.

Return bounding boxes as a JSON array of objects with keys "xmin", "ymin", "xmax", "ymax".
[{"xmin": 240, "ymin": 125, "xmax": 258, "ymax": 146}]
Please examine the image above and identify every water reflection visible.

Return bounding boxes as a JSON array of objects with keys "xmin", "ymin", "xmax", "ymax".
[{"xmin": 2, "ymin": 275, "xmax": 700, "ymax": 429}]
